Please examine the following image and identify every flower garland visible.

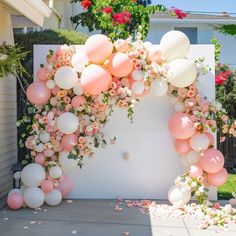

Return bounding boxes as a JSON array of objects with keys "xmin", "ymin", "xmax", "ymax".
[{"xmin": 9, "ymin": 31, "xmax": 232, "ymax": 212}]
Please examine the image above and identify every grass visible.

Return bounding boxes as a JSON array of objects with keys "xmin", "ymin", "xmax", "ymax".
[{"xmin": 218, "ymin": 173, "xmax": 236, "ymax": 199}]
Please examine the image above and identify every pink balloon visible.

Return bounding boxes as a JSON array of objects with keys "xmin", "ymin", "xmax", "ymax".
[
  {"xmin": 41, "ymin": 180, "xmax": 54, "ymax": 193},
  {"xmin": 200, "ymin": 148, "xmax": 225, "ymax": 173},
  {"xmin": 81, "ymin": 64, "xmax": 112, "ymax": 95},
  {"xmin": 35, "ymin": 153, "xmax": 46, "ymax": 165},
  {"xmin": 108, "ymin": 52, "xmax": 133, "ymax": 77},
  {"xmin": 174, "ymin": 138, "xmax": 192, "ymax": 155},
  {"xmin": 7, "ymin": 192, "xmax": 24, "ymax": 210},
  {"xmin": 189, "ymin": 165, "xmax": 203, "ymax": 178},
  {"xmin": 56, "ymin": 175, "xmax": 73, "ymax": 197},
  {"xmin": 61, "ymin": 134, "xmax": 77, "ymax": 151},
  {"xmin": 36, "ymin": 67, "xmax": 47, "ymax": 81},
  {"xmin": 147, "ymin": 46, "xmax": 162, "ymax": 63},
  {"xmin": 208, "ymin": 168, "xmax": 228, "ymax": 187},
  {"xmin": 85, "ymin": 34, "xmax": 113, "ymax": 63},
  {"xmin": 71, "ymin": 96, "xmax": 86, "ymax": 108},
  {"xmin": 204, "ymin": 132, "xmax": 215, "ymax": 146},
  {"xmin": 26, "ymin": 81, "xmax": 51, "ymax": 105},
  {"xmin": 168, "ymin": 112, "xmax": 196, "ymax": 139}
]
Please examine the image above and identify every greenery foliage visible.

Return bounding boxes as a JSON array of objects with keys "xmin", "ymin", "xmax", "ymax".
[{"xmin": 216, "ymin": 24, "xmax": 236, "ymax": 37}]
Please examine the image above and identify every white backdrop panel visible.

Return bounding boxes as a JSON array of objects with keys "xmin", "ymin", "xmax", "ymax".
[{"xmin": 34, "ymin": 44, "xmax": 216, "ymax": 200}]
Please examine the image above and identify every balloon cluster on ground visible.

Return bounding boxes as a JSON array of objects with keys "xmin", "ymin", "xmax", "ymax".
[{"xmin": 8, "ymin": 31, "xmax": 228, "ymax": 209}]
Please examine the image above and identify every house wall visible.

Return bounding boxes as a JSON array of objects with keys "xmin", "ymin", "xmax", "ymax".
[{"xmin": 0, "ymin": 5, "xmax": 17, "ymax": 208}]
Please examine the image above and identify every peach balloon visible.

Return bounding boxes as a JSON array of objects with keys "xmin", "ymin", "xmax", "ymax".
[
  {"xmin": 108, "ymin": 52, "xmax": 133, "ymax": 77},
  {"xmin": 200, "ymin": 148, "xmax": 225, "ymax": 173},
  {"xmin": 61, "ymin": 134, "xmax": 77, "ymax": 151},
  {"xmin": 26, "ymin": 81, "xmax": 51, "ymax": 105},
  {"xmin": 147, "ymin": 46, "xmax": 163, "ymax": 63},
  {"xmin": 207, "ymin": 168, "xmax": 228, "ymax": 187},
  {"xmin": 35, "ymin": 153, "xmax": 46, "ymax": 165},
  {"xmin": 189, "ymin": 165, "xmax": 203, "ymax": 178},
  {"xmin": 36, "ymin": 67, "xmax": 47, "ymax": 81},
  {"xmin": 174, "ymin": 138, "xmax": 192, "ymax": 155},
  {"xmin": 7, "ymin": 192, "xmax": 24, "ymax": 210},
  {"xmin": 41, "ymin": 180, "xmax": 54, "ymax": 193},
  {"xmin": 56, "ymin": 175, "xmax": 73, "ymax": 197},
  {"xmin": 84, "ymin": 34, "xmax": 113, "ymax": 63},
  {"xmin": 168, "ymin": 112, "xmax": 196, "ymax": 139},
  {"xmin": 204, "ymin": 132, "xmax": 215, "ymax": 146},
  {"xmin": 81, "ymin": 64, "xmax": 112, "ymax": 95},
  {"xmin": 71, "ymin": 96, "xmax": 86, "ymax": 108}
]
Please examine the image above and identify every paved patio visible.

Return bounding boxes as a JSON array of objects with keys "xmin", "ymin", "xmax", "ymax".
[{"xmin": 0, "ymin": 200, "xmax": 236, "ymax": 236}]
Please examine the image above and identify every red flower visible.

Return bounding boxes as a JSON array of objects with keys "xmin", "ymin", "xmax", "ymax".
[
  {"xmin": 103, "ymin": 7, "xmax": 112, "ymax": 14},
  {"xmin": 215, "ymin": 71, "xmax": 230, "ymax": 85},
  {"xmin": 212, "ymin": 202, "xmax": 221, "ymax": 209},
  {"xmin": 80, "ymin": 0, "xmax": 92, "ymax": 9},
  {"xmin": 113, "ymin": 11, "xmax": 131, "ymax": 24},
  {"xmin": 172, "ymin": 7, "xmax": 187, "ymax": 19}
]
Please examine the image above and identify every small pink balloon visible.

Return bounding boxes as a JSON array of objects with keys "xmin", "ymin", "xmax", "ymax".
[
  {"xmin": 56, "ymin": 175, "xmax": 73, "ymax": 197},
  {"xmin": 204, "ymin": 131, "xmax": 215, "ymax": 146},
  {"xmin": 61, "ymin": 134, "xmax": 77, "ymax": 151},
  {"xmin": 200, "ymin": 148, "xmax": 225, "ymax": 173},
  {"xmin": 26, "ymin": 81, "xmax": 51, "ymax": 105},
  {"xmin": 7, "ymin": 192, "xmax": 24, "ymax": 210},
  {"xmin": 71, "ymin": 96, "xmax": 86, "ymax": 108},
  {"xmin": 81, "ymin": 64, "xmax": 112, "ymax": 95},
  {"xmin": 41, "ymin": 180, "xmax": 54, "ymax": 193},
  {"xmin": 189, "ymin": 165, "xmax": 203, "ymax": 178},
  {"xmin": 208, "ymin": 168, "xmax": 228, "ymax": 187},
  {"xmin": 36, "ymin": 67, "xmax": 47, "ymax": 81},
  {"xmin": 174, "ymin": 138, "xmax": 192, "ymax": 155},
  {"xmin": 147, "ymin": 46, "xmax": 162, "ymax": 63},
  {"xmin": 85, "ymin": 34, "xmax": 113, "ymax": 64},
  {"xmin": 108, "ymin": 52, "xmax": 133, "ymax": 77},
  {"xmin": 168, "ymin": 112, "xmax": 196, "ymax": 139},
  {"xmin": 35, "ymin": 153, "xmax": 46, "ymax": 165}
]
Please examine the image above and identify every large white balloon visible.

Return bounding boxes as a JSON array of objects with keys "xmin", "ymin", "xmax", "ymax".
[
  {"xmin": 150, "ymin": 80, "xmax": 168, "ymax": 96},
  {"xmin": 190, "ymin": 133, "xmax": 209, "ymax": 151},
  {"xmin": 160, "ymin": 30, "xmax": 190, "ymax": 61},
  {"xmin": 73, "ymin": 83, "xmax": 83, "ymax": 96},
  {"xmin": 168, "ymin": 185, "xmax": 191, "ymax": 206},
  {"xmin": 168, "ymin": 58, "xmax": 197, "ymax": 88},
  {"xmin": 131, "ymin": 81, "xmax": 145, "ymax": 95},
  {"xmin": 71, "ymin": 50, "xmax": 89, "ymax": 73},
  {"xmin": 186, "ymin": 150, "xmax": 201, "ymax": 164},
  {"xmin": 21, "ymin": 163, "xmax": 46, "ymax": 187},
  {"xmin": 54, "ymin": 66, "xmax": 78, "ymax": 89},
  {"xmin": 59, "ymin": 151, "xmax": 78, "ymax": 169},
  {"xmin": 49, "ymin": 166, "xmax": 63, "ymax": 179},
  {"xmin": 45, "ymin": 189, "xmax": 62, "ymax": 206},
  {"xmin": 57, "ymin": 112, "xmax": 79, "ymax": 134},
  {"xmin": 24, "ymin": 187, "xmax": 45, "ymax": 209}
]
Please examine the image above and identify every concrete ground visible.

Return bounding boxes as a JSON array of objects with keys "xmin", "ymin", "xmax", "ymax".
[{"xmin": 0, "ymin": 200, "xmax": 236, "ymax": 236}]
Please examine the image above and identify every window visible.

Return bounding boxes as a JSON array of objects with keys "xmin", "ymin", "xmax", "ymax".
[{"xmin": 174, "ymin": 27, "xmax": 198, "ymax": 44}]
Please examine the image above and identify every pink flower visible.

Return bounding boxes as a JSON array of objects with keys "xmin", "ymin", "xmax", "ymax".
[
  {"xmin": 220, "ymin": 136, "xmax": 226, "ymax": 142},
  {"xmin": 221, "ymin": 114, "xmax": 228, "ymax": 122},
  {"xmin": 114, "ymin": 39, "xmax": 129, "ymax": 53},
  {"xmin": 212, "ymin": 202, "xmax": 221, "ymax": 209},
  {"xmin": 80, "ymin": 0, "xmax": 92, "ymax": 9},
  {"xmin": 113, "ymin": 11, "xmax": 131, "ymax": 25},
  {"xmin": 103, "ymin": 7, "xmax": 112, "ymax": 14},
  {"xmin": 172, "ymin": 7, "xmax": 187, "ymax": 19}
]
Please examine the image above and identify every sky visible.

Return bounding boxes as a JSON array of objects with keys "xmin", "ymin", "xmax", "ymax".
[{"xmin": 153, "ymin": 0, "xmax": 236, "ymax": 14}]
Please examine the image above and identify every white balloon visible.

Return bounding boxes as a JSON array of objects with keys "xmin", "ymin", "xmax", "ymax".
[
  {"xmin": 168, "ymin": 58, "xmax": 197, "ymax": 88},
  {"xmin": 180, "ymin": 156, "xmax": 190, "ymax": 167},
  {"xmin": 8, "ymin": 188, "xmax": 23, "ymax": 196},
  {"xmin": 49, "ymin": 166, "xmax": 63, "ymax": 179},
  {"xmin": 34, "ymin": 143, "xmax": 44, "ymax": 152},
  {"xmin": 168, "ymin": 185, "xmax": 191, "ymax": 206},
  {"xmin": 59, "ymin": 151, "xmax": 78, "ymax": 169},
  {"xmin": 190, "ymin": 133, "xmax": 209, "ymax": 151},
  {"xmin": 54, "ymin": 66, "xmax": 78, "ymax": 89},
  {"xmin": 45, "ymin": 189, "xmax": 62, "ymax": 206},
  {"xmin": 131, "ymin": 81, "xmax": 145, "ymax": 95},
  {"xmin": 186, "ymin": 150, "xmax": 200, "ymax": 164},
  {"xmin": 46, "ymin": 79, "xmax": 56, "ymax": 89},
  {"xmin": 132, "ymin": 69, "xmax": 144, "ymax": 81},
  {"xmin": 21, "ymin": 163, "xmax": 46, "ymax": 187},
  {"xmin": 57, "ymin": 112, "xmax": 79, "ymax": 134},
  {"xmin": 160, "ymin": 30, "xmax": 190, "ymax": 61},
  {"xmin": 24, "ymin": 187, "xmax": 45, "ymax": 209},
  {"xmin": 150, "ymin": 80, "xmax": 168, "ymax": 96},
  {"xmin": 174, "ymin": 102, "xmax": 185, "ymax": 112},
  {"xmin": 71, "ymin": 50, "xmax": 89, "ymax": 73},
  {"xmin": 73, "ymin": 83, "xmax": 83, "ymax": 96},
  {"xmin": 39, "ymin": 131, "xmax": 50, "ymax": 143}
]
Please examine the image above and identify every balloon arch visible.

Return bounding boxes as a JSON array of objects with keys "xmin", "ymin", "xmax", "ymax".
[{"xmin": 8, "ymin": 31, "xmax": 227, "ymax": 210}]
